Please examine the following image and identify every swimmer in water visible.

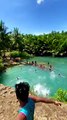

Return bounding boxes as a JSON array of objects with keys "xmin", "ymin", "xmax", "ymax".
[
  {"xmin": 58, "ymin": 73, "xmax": 65, "ymax": 78},
  {"xmin": 16, "ymin": 77, "xmax": 20, "ymax": 80},
  {"xmin": 49, "ymin": 65, "xmax": 53, "ymax": 71}
]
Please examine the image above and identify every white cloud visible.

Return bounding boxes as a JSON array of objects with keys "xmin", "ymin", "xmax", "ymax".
[{"xmin": 36, "ymin": 0, "xmax": 44, "ymax": 5}]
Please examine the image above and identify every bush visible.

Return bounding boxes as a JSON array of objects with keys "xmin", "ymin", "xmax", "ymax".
[
  {"xmin": 10, "ymin": 51, "xmax": 33, "ymax": 59},
  {"xmin": 0, "ymin": 58, "xmax": 2, "ymax": 63},
  {"xmin": 19, "ymin": 52, "xmax": 33, "ymax": 59},
  {"xmin": 0, "ymin": 62, "xmax": 4, "ymax": 72},
  {"xmin": 54, "ymin": 88, "xmax": 67, "ymax": 102},
  {"xmin": 10, "ymin": 51, "xmax": 20, "ymax": 58}
]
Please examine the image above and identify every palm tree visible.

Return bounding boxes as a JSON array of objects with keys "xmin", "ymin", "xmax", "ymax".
[
  {"xmin": 0, "ymin": 20, "xmax": 11, "ymax": 57},
  {"xmin": 12, "ymin": 28, "xmax": 25, "ymax": 53}
]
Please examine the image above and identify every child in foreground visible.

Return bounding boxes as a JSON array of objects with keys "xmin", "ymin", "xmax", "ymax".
[{"xmin": 15, "ymin": 82, "xmax": 61, "ymax": 120}]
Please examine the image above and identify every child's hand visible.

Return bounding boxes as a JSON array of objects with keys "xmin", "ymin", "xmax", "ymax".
[{"xmin": 54, "ymin": 101, "xmax": 61, "ymax": 106}]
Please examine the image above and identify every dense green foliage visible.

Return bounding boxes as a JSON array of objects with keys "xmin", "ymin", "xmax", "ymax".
[
  {"xmin": 10, "ymin": 51, "xmax": 32, "ymax": 59},
  {"xmin": 54, "ymin": 88, "xmax": 67, "ymax": 102},
  {"xmin": 0, "ymin": 20, "xmax": 67, "ymax": 58},
  {"xmin": 0, "ymin": 20, "xmax": 67, "ymax": 71},
  {"xmin": 0, "ymin": 58, "xmax": 4, "ymax": 72}
]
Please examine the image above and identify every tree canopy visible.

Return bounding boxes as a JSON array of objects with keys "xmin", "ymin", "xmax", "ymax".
[{"xmin": 0, "ymin": 20, "xmax": 67, "ymax": 57}]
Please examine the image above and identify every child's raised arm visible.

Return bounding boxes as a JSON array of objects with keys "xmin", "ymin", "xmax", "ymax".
[{"xmin": 29, "ymin": 95, "xmax": 61, "ymax": 106}]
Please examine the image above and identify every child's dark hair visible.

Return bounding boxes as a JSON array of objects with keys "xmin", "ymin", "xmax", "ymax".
[{"xmin": 15, "ymin": 82, "xmax": 30, "ymax": 102}]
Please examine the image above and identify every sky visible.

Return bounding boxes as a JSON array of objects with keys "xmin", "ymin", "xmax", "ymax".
[{"xmin": 0, "ymin": 0, "xmax": 67, "ymax": 34}]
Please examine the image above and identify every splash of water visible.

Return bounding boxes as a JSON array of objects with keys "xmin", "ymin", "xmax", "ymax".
[
  {"xmin": 50, "ymin": 71, "xmax": 56, "ymax": 79},
  {"xmin": 33, "ymin": 83, "xmax": 50, "ymax": 96}
]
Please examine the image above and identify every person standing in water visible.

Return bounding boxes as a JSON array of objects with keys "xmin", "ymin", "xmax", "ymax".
[{"xmin": 15, "ymin": 82, "xmax": 61, "ymax": 120}]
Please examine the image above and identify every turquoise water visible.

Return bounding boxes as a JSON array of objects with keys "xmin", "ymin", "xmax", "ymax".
[{"xmin": 0, "ymin": 57, "xmax": 67, "ymax": 97}]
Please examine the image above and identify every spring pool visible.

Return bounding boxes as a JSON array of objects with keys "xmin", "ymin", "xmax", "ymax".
[{"xmin": 0, "ymin": 57, "xmax": 67, "ymax": 97}]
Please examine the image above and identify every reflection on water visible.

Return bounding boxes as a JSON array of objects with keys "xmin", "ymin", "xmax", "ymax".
[{"xmin": 0, "ymin": 57, "xmax": 67, "ymax": 97}]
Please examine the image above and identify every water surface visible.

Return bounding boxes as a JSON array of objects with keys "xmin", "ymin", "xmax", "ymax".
[{"xmin": 0, "ymin": 57, "xmax": 67, "ymax": 97}]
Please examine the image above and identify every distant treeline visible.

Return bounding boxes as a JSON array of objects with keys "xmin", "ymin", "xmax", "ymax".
[{"xmin": 0, "ymin": 20, "xmax": 67, "ymax": 57}]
